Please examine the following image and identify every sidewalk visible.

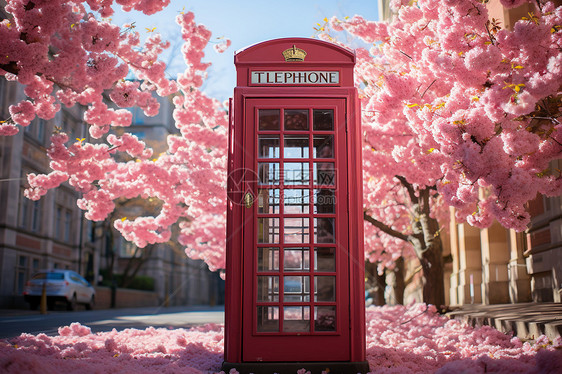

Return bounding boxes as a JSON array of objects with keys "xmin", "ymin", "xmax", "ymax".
[
  {"xmin": 0, "ymin": 304, "xmax": 225, "ymax": 317},
  {"xmin": 447, "ymin": 302, "xmax": 562, "ymax": 341},
  {"xmin": 0, "ymin": 308, "xmax": 41, "ymax": 317}
]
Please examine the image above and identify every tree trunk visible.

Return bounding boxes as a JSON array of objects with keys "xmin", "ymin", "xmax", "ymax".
[
  {"xmin": 121, "ymin": 244, "xmax": 154, "ymax": 289},
  {"xmin": 365, "ymin": 261, "xmax": 386, "ymax": 306},
  {"xmin": 393, "ymin": 257, "xmax": 405, "ymax": 305},
  {"xmin": 385, "ymin": 256, "xmax": 405, "ymax": 305},
  {"xmin": 418, "ymin": 237, "xmax": 445, "ymax": 307},
  {"xmin": 364, "ymin": 179, "xmax": 447, "ymax": 307}
]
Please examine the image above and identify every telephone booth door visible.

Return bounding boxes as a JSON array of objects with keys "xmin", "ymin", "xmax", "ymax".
[{"xmin": 242, "ymin": 98, "xmax": 350, "ymax": 362}]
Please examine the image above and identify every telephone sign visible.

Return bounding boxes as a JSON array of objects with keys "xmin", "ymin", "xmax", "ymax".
[{"xmin": 250, "ymin": 70, "xmax": 340, "ymax": 85}]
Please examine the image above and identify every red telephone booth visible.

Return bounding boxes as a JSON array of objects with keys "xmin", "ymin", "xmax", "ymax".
[{"xmin": 224, "ymin": 38, "xmax": 368, "ymax": 374}]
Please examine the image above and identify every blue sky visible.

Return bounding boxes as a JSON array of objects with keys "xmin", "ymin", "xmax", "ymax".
[{"xmin": 111, "ymin": 0, "xmax": 379, "ymax": 101}]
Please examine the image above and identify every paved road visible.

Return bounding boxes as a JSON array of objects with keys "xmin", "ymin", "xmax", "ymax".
[{"xmin": 0, "ymin": 305, "xmax": 225, "ymax": 339}]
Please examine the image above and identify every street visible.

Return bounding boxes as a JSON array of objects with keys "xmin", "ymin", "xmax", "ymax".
[{"xmin": 0, "ymin": 305, "xmax": 225, "ymax": 339}]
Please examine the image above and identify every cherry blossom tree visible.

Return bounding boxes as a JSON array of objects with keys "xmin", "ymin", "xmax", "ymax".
[
  {"xmin": 1, "ymin": 0, "xmax": 230, "ymax": 273},
  {"xmin": 317, "ymin": 0, "xmax": 562, "ymax": 306},
  {"xmin": 4, "ymin": 0, "xmax": 562, "ymax": 309}
]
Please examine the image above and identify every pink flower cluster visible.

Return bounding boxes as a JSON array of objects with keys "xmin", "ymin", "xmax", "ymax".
[
  {"xmin": 1, "ymin": 0, "xmax": 178, "ymax": 137},
  {"xmin": 2, "ymin": 2, "xmax": 231, "ymax": 272},
  {"xmin": 320, "ymin": 0, "xmax": 562, "ymax": 256},
  {"xmin": 1, "ymin": 304, "xmax": 561, "ymax": 373}
]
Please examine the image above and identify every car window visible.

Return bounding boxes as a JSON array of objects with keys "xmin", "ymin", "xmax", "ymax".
[
  {"xmin": 70, "ymin": 275, "xmax": 82, "ymax": 284},
  {"xmin": 75, "ymin": 274, "xmax": 89, "ymax": 285},
  {"xmin": 31, "ymin": 273, "xmax": 64, "ymax": 280}
]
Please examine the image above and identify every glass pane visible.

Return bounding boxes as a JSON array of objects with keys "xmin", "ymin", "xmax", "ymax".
[
  {"xmin": 284, "ymin": 109, "xmax": 308, "ymax": 131},
  {"xmin": 284, "ymin": 189, "xmax": 309, "ymax": 214},
  {"xmin": 284, "ymin": 248, "xmax": 309, "ymax": 272},
  {"xmin": 259, "ymin": 109, "xmax": 280, "ymax": 130},
  {"xmin": 258, "ymin": 189, "xmax": 280, "ymax": 214},
  {"xmin": 258, "ymin": 218, "xmax": 280, "ymax": 243},
  {"xmin": 257, "ymin": 306, "xmax": 279, "ymax": 332},
  {"xmin": 284, "ymin": 217, "xmax": 309, "ymax": 244},
  {"xmin": 258, "ymin": 247, "xmax": 279, "ymax": 272},
  {"xmin": 284, "ymin": 135, "xmax": 309, "ymax": 158},
  {"xmin": 315, "ymin": 276, "xmax": 336, "ymax": 301},
  {"xmin": 314, "ymin": 189, "xmax": 335, "ymax": 214},
  {"xmin": 259, "ymin": 162, "xmax": 280, "ymax": 185},
  {"xmin": 284, "ymin": 276, "xmax": 310, "ymax": 302},
  {"xmin": 315, "ymin": 247, "xmax": 336, "ymax": 272},
  {"xmin": 314, "ymin": 162, "xmax": 335, "ymax": 186},
  {"xmin": 313, "ymin": 109, "xmax": 333, "ymax": 131},
  {"xmin": 313, "ymin": 135, "xmax": 333, "ymax": 158},
  {"xmin": 315, "ymin": 306, "xmax": 336, "ymax": 332},
  {"xmin": 284, "ymin": 162, "xmax": 309, "ymax": 185},
  {"xmin": 259, "ymin": 135, "xmax": 280, "ymax": 158},
  {"xmin": 283, "ymin": 306, "xmax": 310, "ymax": 332},
  {"xmin": 257, "ymin": 276, "xmax": 279, "ymax": 301},
  {"xmin": 315, "ymin": 218, "xmax": 335, "ymax": 243}
]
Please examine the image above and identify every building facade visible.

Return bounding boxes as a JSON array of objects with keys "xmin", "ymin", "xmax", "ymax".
[
  {"xmin": 0, "ymin": 77, "xmax": 94, "ymax": 308},
  {"xmin": 0, "ymin": 70, "xmax": 223, "ymax": 308}
]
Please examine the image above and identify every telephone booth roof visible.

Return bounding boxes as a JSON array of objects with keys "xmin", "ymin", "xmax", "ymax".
[{"xmin": 234, "ymin": 37, "xmax": 356, "ymax": 87}]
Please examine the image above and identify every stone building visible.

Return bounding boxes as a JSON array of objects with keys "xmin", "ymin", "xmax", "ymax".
[
  {"xmin": 0, "ymin": 46, "xmax": 223, "ymax": 309},
  {"xmin": 0, "ymin": 77, "xmax": 95, "ymax": 308}
]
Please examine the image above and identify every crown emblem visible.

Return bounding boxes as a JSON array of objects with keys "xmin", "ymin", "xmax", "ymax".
[{"xmin": 282, "ymin": 45, "xmax": 307, "ymax": 62}]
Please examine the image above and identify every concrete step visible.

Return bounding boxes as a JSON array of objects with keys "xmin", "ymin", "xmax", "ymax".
[{"xmin": 446, "ymin": 302, "xmax": 562, "ymax": 341}]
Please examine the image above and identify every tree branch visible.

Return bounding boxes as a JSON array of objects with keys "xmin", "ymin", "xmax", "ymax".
[
  {"xmin": 363, "ymin": 211, "xmax": 409, "ymax": 242},
  {"xmin": 420, "ymin": 79, "xmax": 436, "ymax": 99},
  {"xmin": 395, "ymin": 175, "xmax": 418, "ymax": 204},
  {"xmin": 398, "ymin": 50, "xmax": 412, "ymax": 60},
  {"xmin": 485, "ymin": 21, "xmax": 496, "ymax": 45}
]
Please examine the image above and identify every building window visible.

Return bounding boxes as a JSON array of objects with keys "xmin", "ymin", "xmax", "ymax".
[
  {"xmin": 133, "ymin": 107, "xmax": 145, "ymax": 124},
  {"xmin": 19, "ymin": 188, "xmax": 42, "ymax": 233},
  {"xmin": 62, "ymin": 114, "xmax": 81, "ymax": 142},
  {"xmin": 86, "ymin": 219, "xmax": 94, "ymax": 242},
  {"xmin": 119, "ymin": 238, "xmax": 140, "ymax": 258},
  {"xmin": 15, "ymin": 256, "xmax": 28, "ymax": 295},
  {"xmin": 15, "ymin": 256, "xmax": 41, "ymax": 295},
  {"xmin": 55, "ymin": 206, "xmax": 62, "ymax": 238},
  {"xmin": 19, "ymin": 190, "xmax": 29, "ymax": 229},
  {"xmin": 31, "ymin": 200, "xmax": 41, "ymax": 232},
  {"xmin": 32, "ymin": 258, "xmax": 40, "ymax": 272},
  {"xmin": 64, "ymin": 210, "xmax": 71, "ymax": 242},
  {"xmin": 23, "ymin": 118, "xmax": 47, "ymax": 144},
  {"xmin": 37, "ymin": 118, "xmax": 45, "ymax": 143},
  {"xmin": 133, "ymin": 131, "xmax": 146, "ymax": 140}
]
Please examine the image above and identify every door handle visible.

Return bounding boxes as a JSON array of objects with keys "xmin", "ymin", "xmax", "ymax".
[{"xmin": 244, "ymin": 192, "xmax": 254, "ymax": 208}]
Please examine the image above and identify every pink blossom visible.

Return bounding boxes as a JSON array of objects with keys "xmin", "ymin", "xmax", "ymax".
[
  {"xmin": 2, "ymin": 305, "xmax": 561, "ymax": 373},
  {"xmin": 58, "ymin": 323, "xmax": 92, "ymax": 337},
  {"xmin": 9, "ymin": 100, "xmax": 35, "ymax": 127},
  {"xmin": 0, "ymin": 123, "xmax": 19, "ymax": 136},
  {"xmin": 24, "ymin": 171, "xmax": 69, "ymax": 200},
  {"xmin": 213, "ymin": 39, "xmax": 231, "ymax": 54}
]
